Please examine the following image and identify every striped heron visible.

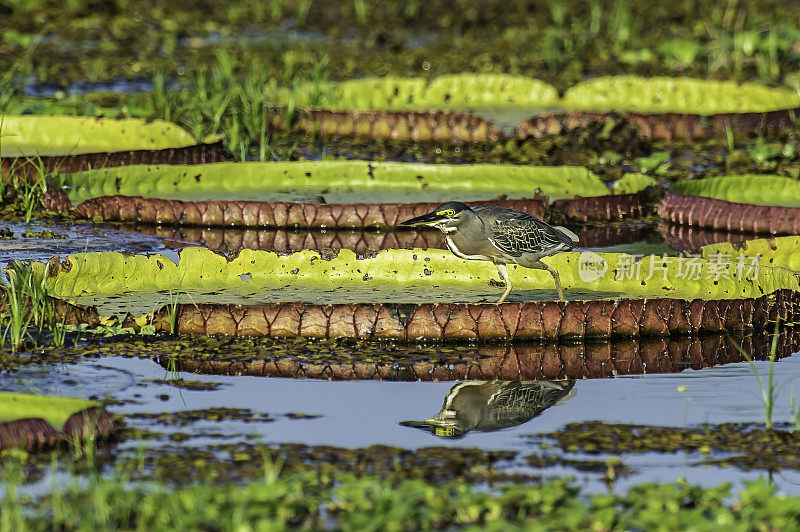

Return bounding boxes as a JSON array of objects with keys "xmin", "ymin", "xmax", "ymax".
[{"xmin": 399, "ymin": 201, "xmax": 578, "ymax": 303}]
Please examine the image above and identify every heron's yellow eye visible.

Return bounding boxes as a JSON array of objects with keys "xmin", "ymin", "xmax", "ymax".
[
  {"xmin": 436, "ymin": 209, "xmax": 456, "ymax": 217},
  {"xmin": 435, "ymin": 426, "xmax": 455, "ymax": 437}
]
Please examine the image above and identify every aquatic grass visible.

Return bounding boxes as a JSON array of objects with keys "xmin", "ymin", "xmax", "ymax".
[
  {"xmin": 2, "ymin": 453, "xmax": 800, "ymax": 530},
  {"xmin": 18, "ymin": 156, "xmax": 59, "ymax": 223},
  {"xmin": 0, "ymin": 265, "xmax": 35, "ymax": 352},
  {"xmin": 0, "ymin": 30, "xmax": 43, "ymax": 113},
  {"xmin": 353, "ymin": 0, "xmax": 369, "ymax": 24},
  {"xmin": 728, "ymin": 320, "xmax": 784, "ymax": 430},
  {"xmin": 132, "ymin": 50, "xmax": 328, "ymax": 161},
  {"xmin": 295, "ymin": 0, "xmax": 312, "ymax": 25},
  {"xmin": 0, "ymin": 261, "xmax": 72, "ymax": 351},
  {"xmin": 166, "ymin": 291, "xmax": 182, "ymax": 335},
  {"xmin": 790, "ymin": 391, "xmax": 800, "ymax": 433}
]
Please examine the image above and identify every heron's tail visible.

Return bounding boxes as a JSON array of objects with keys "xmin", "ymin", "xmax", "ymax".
[{"xmin": 554, "ymin": 226, "xmax": 579, "ymax": 245}]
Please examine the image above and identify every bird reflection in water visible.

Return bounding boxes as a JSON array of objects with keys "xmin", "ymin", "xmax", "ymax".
[{"xmin": 400, "ymin": 380, "xmax": 576, "ymax": 438}]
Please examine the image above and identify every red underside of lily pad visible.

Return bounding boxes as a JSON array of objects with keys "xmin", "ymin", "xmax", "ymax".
[
  {"xmin": 0, "ymin": 406, "xmax": 116, "ymax": 451},
  {"xmin": 658, "ymin": 190, "xmax": 800, "ymax": 234},
  {"xmin": 160, "ymin": 327, "xmax": 800, "ymax": 381},
  {"xmin": 59, "ymin": 290, "xmax": 800, "ymax": 341}
]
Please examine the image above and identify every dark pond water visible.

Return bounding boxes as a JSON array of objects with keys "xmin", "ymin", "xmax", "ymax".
[{"xmin": 4, "ymin": 352, "xmax": 800, "ymax": 494}]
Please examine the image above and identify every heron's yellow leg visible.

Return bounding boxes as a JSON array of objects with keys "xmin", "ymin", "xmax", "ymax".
[{"xmin": 495, "ymin": 264, "xmax": 512, "ymax": 304}]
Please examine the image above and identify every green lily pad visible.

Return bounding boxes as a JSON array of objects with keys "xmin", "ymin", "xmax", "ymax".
[
  {"xmin": 59, "ymin": 161, "xmax": 610, "ymax": 205},
  {"xmin": 671, "ymin": 175, "xmax": 800, "ymax": 207},
  {"xmin": 702, "ymin": 236, "xmax": 800, "ymax": 272},
  {"xmin": 610, "ymin": 173, "xmax": 659, "ymax": 194},
  {"xmin": 40, "ymin": 247, "xmax": 798, "ymax": 317},
  {"xmin": 562, "ymin": 76, "xmax": 800, "ymax": 114},
  {"xmin": 0, "ymin": 392, "xmax": 101, "ymax": 431},
  {"xmin": 287, "ymin": 73, "xmax": 560, "ymax": 111},
  {"xmin": 0, "ymin": 115, "xmax": 198, "ymax": 157}
]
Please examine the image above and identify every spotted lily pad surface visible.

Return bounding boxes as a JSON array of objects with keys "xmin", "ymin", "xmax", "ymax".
[
  {"xmin": 59, "ymin": 161, "xmax": 609, "ymax": 205},
  {"xmin": 0, "ymin": 115, "xmax": 198, "ymax": 157},
  {"xmin": 703, "ymin": 236, "xmax": 800, "ymax": 272},
  {"xmin": 671, "ymin": 175, "xmax": 800, "ymax": 207},
  {"xmin": 561, "ymin": 76, "xmax": 800, "ymax": 114}
]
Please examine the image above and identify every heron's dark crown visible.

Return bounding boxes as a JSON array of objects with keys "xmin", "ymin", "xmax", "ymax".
[{"xmin": 433, "ymin": 202, "xmax": 472, "ymax": 216}]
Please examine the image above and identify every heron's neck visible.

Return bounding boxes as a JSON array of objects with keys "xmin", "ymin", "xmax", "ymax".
[{"xmin": 445, "ymin": 214, "xmax": 489, "ymax": 256}]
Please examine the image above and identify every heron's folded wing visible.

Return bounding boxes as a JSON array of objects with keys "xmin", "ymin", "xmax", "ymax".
[{"xmin": 487, "ymin": 211, "xmax": 571, "ymax": 256}]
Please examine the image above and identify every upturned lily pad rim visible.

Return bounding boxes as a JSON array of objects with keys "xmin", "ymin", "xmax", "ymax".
[
  {"xmin": 0, "ymin": 115, "xmax": 200, "ymax": 157},
  {"xmin": 671, "ymin": 175, "xmax": 800, "ymax": 207},
  {"xmin": 0, "ymin": 392, "xmax": 101, "ymax": 431}
]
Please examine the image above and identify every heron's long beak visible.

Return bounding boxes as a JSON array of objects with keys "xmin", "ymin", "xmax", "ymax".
[
  {"xmin": 398, "ymin": 211, "xmax": 445, "ymax": 227},
  {"xmin": 399, "ymin": 418, "xmax": 463, "ymax": 438}
]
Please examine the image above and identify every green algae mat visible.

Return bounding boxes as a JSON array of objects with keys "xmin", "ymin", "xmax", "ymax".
[
  {"xmin": 0, "ymin": 115, "xmax": 199, "ymax": 157},
  {"xmin": 40, "ymin": 246, "xmax": 798, "ymax": 316},
  {"xmin": 59, "ymin": 161, "xmax": 610, "ymax": 205},
  {"xmin": 285, "ymin": 74, "xmax": 800, "ymax": 115}
]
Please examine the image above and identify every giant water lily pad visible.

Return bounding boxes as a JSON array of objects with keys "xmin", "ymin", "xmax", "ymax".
[
  {"xmin": 288, "ymin": 74, "xmax": 561, "ymax": 111},
  {"xmin": 671, "ymin": 175, "xmax": 800, "ymax": 207},
  {"xmin": 561, "ymin": 76, "xmax": 800, "ymax": 114},
  {"xmin": 37, "ymin": 247, "xmax": 800, "ymax": 340},
  {"xmin": 59, "ymin": 161, "xmax": 609, "ymax": 205},
  {"xmin": 288, "ymin": 75, "xmax": 799, "ymax": 115},
  {"xmin": 0, "ymin": 392, "xmax": 116, "ymax": 450},
  {"xmin": 44, "ymin": 247, "xmax": 798, "ymax": 306},
  {"xmin": 277, "ymin": 75, "xmax": 798, "ymax": 143},
  {"xmin": 0, "ymin": 115, "xmax": 199, "ymax": 157},
  {"xmin": 659, "ymin": 176, "xmax": 800, "ymax": 234},
  {"xmin": 54, "ymin": 162, "xmax": 655, "ymax": 228}
]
